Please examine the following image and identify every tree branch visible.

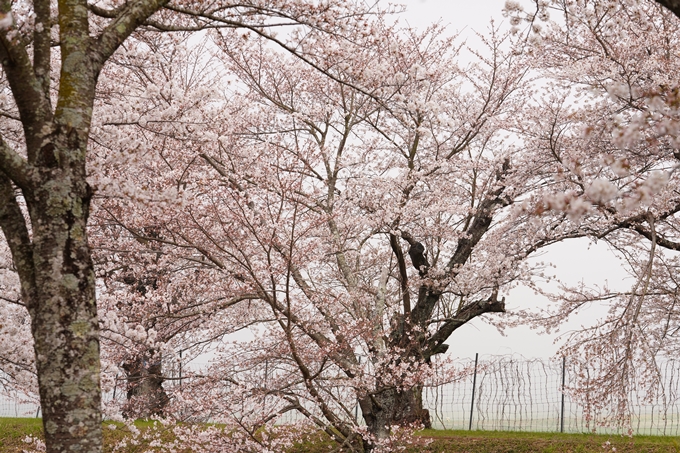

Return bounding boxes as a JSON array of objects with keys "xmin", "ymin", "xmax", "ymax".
[
  {"xmin": 87, "ymin": 2, "xmax": 125, "ymax": 18},
  {"xmin": 0, "ymin": 136, "xmax": 33, "ymax": 190},
  {"xmin": 426, "ymin": 291, "xmax": 506, "ymax": 358},
  {"xmin": 410, "ymin": 160, "xmax": 510, "ymax": 327},
  {"xmin": 390, "ymin": 233, "xmax": 410, "ymax": 315},
  {"xmin": 0, "ymin": 173, "xmax": 35, "ymax": 308},
  {"xmin": 33, "ymin": 0, "xmax": 52, "ymax": 97},
  {"xmin": 95, "ymin": 0, "xmax": 169, "ymax": 67},
  {"xmin": 446, "ymin": 161, "xmax": 511, "ymax": 273},
  {"xmin": 0, "ymin": 1, "xmax": 52, "ymax": 152}
]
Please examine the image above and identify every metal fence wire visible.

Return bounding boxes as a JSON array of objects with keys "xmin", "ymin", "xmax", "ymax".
[
  {"xmin": 0, "ymin": 397, "xmax": 40, "ymax": 418},
  {"xmin": 426, "ymin": 355, "xmax": 568, "ymax": 432},
  {"xmin": 424, "ymin": 354, "xmax": 680, "ymax": 435},
  {"xmin": 6, "ymin": 354, "xmax": 680, "ymax": 435}
]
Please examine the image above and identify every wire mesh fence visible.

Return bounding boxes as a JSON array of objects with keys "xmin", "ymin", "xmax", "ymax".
[
  {"xmin": 0, "ymin": 394, "xmax": 39, "ymax": 418},
  {"xmin": 425, "ymin": 355, "xmax": 568, "ymax": 432},
  {"xmin": 424, "ymin": 354, "xmax": 680, "ymax": 435},
  {"xmin": 6, "ymin": 354, "xmax": 680, "ymax": 435}
]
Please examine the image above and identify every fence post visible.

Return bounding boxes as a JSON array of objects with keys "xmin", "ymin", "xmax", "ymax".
[
  {"xmin": 112, "ymin": 373, "xmax": 119, "ymax": 401},
  {"xmin": 469, "ymin": 353, "xmax": 478, "ymax": 431},
  {"xmin": 355, "ymin": 355, "xmax": 361, "ymax": 423},
  {"xmin": 560, "ymin": 356, "xmax": 566, "ymax": 433}
]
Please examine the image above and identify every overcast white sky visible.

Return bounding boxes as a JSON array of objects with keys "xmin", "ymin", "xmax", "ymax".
[
  {"xmin": 386, "ymin": 0, "xmax": 510, "ymax": 34},
  {"xmin": 379, "ymin": 0, "xmax": 631, "ymax": 360}
]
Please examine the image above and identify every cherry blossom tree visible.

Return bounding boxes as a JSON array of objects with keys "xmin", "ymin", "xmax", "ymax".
[
  {"xmin": 88, "ymin": 32, "xmax": 276, "ymax": 420},
  {"xmin": 504, "ymin": 0, "xmax": 680, "ymax": 426},
  {"xmin": 81, "ymin": 0, "xmax": 680, "ymax": 443},
  {"xmin": 0, "ymin": 1, "xmax": 380, "ymax": 452},
  {"xmin": 93, "ymin": 20, "xmax": 596, "ymax": 450},
  {"xmin": 208, "ymin": 24, "xmax": 527, "ymax": 448}
]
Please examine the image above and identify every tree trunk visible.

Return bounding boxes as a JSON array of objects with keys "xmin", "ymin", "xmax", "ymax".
[
  {"xmin": 26, "ymin": 165, "xmax": 103, "ymax": 453},
  {"xmin": 122, "ymin": 354, "xmax": 169, "ymax": 419},
  {"xmin": 0, "ymin": 1, "xmax": 176, "ymax": 452},
  {"xmin": 0, "ymin": 113, "xmax": 104, "ymax": 452},
  {"xmin": 359, "ymin": 385, "xmax": 431, "ymax": 451}
]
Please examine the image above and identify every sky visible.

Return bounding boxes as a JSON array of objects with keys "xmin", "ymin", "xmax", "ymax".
[
  {"xmin": 385, "ymin": 0, "xmax": 511, "ymax": 37},
  {"xmin": 379, "ymin": 0, "xmax": 631, "ymax": 360}
]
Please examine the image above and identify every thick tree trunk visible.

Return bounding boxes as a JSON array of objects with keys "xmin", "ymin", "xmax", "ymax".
[
  {"xmin": 0, "ymin": 1, "xmax": 171, "ymax": 452},
  {"xmin": 0, "ymin": 136, "xmax": 104, "ymax": 453},
  {"xmin": 27, "ymin": 166, "xmax": 103, "ymax": 453},
  {"xmin": 122, "ymin": 355, "xmax": 169, "ymax": 418},
  {"xmin": 359, "ymin": 385, "xmax": 431, "ymax": 451}
]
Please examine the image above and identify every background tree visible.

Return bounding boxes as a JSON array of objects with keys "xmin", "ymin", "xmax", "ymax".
[
  {"xmin": 95, "ymin": 21, "xmax": 595, "ymax": 450},
  {"xmin": 0, "ymin": 1, "xmax": 377, "ymax": 451},
  {"xmin": 505, "ymin": 0, "xmax": 680, "ymax": 426}
]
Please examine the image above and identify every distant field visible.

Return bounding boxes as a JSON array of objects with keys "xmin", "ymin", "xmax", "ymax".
[{"xmin": 4, "ymin": 418, "xmax": 680, "ymax": 452}]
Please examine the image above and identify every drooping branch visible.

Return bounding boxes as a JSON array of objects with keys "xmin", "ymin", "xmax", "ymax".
[
  {"xmin": 603, "ymin": 203, "xmax": 680, "ymax": 251},
  {"xmin": 628, "ymin": 224, "xmax": 680, "ymax": 251}
]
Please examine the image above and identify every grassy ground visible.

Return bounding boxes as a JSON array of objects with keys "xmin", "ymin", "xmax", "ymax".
[
  {"xmin": 419, "ymin": 430, "xmax": 680, "ymax": 453},
  {"xmin": 290, "ymin": 430, "xmax": 680, "ymax": 453},
  {"xmin": 3, "ymin": 418, "xmax": 680, "ymax": 452},
  {"xmin": 0, "ymin": 418, "xmax": 43, "ymax": 452},
  {"xmin": 0, "ymin": 418, "xmax": 160, "ymax": 453}
]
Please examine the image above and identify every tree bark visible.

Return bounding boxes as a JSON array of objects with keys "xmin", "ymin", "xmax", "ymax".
[
  {"xmin": 359, "ymin": 385, "xmax": 431, "ymax": 451},
  {"xmin": 26, "ymin": 159, "xmax": 102, "ymax": 453},
  {"xmin": 0, "ymin": 0, "xmax": 172, "ymax": 450},
  {"xmin": 122, "ymin": 354, "xmax": 169, "ymax": 419}
]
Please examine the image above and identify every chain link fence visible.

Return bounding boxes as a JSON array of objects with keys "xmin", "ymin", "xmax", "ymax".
[{"xmin": 5, "ymin": 354, "xmax": 680, "ymax": 435}]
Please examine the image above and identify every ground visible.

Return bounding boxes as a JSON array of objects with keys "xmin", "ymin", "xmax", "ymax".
[{"xmin": 3, "ymin": 418, "xmax": 680, "ymax": 452}]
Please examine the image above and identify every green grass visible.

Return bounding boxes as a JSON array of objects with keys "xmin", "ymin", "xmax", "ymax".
[
  {"xmin": 0, "ymin": 418, "xmax": 43, "ymax": 452},
  {"xmin": 419, "ymin": 429, "xmax": 680, "ymax": 452},
  {"xmin": 4, "ymin": 418, "xmax": 680, "ymax": 452},
  {"xmin": 0, "ymin": 418, "xmax": 174, "ymax": 453}
]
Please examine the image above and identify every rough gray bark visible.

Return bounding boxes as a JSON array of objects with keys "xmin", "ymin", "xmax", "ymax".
[
  {"xmin": 359, "ymin": 385, "xmax": 430, "ymax": 443},
  {"xmin": 0, "ymin": 1, "xmax": 168, "ymax": 451},
  {"xmin": 122, "ymin": 355, "xmax": 169, "ymax": 419}
]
